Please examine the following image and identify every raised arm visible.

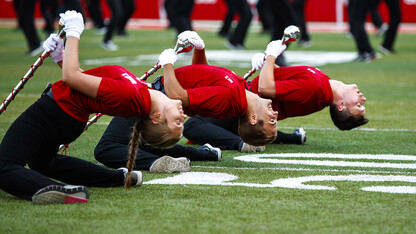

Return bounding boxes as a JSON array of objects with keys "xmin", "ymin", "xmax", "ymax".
[
  {"xmin": 258, "ymin": 40, "xmax": 286, "ymax": 98},
  {"xmin": 159, "ymin": 49, "xmax": 190, "ymax": 107},
  {"xmin": 178, "ymin": 31, "xmax": 208, "ymax": 65},
  {"xmin": 59, "ymin": 11, "xmax": 101, "ymax": 98}
]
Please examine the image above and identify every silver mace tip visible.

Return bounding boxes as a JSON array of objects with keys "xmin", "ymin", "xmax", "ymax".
[{"xmin": 282, "ymin": 25, "xmax": 300, "ymax": 44}]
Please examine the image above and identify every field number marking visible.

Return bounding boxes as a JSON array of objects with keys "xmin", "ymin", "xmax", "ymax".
[{"xmin": 145, "ymin": 172, "xmax": 416, "ymax": 194}]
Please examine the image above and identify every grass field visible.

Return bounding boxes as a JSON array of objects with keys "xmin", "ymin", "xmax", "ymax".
[{"xmin": 1, "ymin": 24, "xmax": 416, "ymax": 234}]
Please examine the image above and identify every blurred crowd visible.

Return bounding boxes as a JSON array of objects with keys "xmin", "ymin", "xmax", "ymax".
[{"xmin": 13, "ymin": 0, "xmax": 401, "ymax": 63}]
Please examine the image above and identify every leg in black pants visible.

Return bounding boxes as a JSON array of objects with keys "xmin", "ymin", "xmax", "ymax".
[
  {"xmin": 218, "ymin": 4, "xmax": 236, "ymax": 38},
  {"xmin": 184, "ymin": 116, "xmax": 242, "ymax": 150},
  {"xmin": 184, "ymin": 116, "xmax": 306, "ymax": 150},
  {"xmin": 0, "ymin": 95, "xmax": 125, "ymax": 200},
  {"xmin": 349, "ymin": 0, "xmax": 378, "ymax": 60},
  {"xmin": 265, "ymin": 0, "xmax": 297, "ymax": 66},
  {"xmin": 101, "ymin": 0, "xmax": 122, "ymax": 50},
  {"xmin": 17, "ymin": 0, "xmax": 41, "ymax": 55},
  {"xmin": 117, "ymin": 0, "xmax": 136, "ymax": 36},
  {"xmin": 165, "ymin": 0, "xmax": 195, "ymax": 35},
  {"xmin": 290, "ymin": 0, "xmax": 311, "ymax": 45},
  {"xmin": 85, "ymin": 0, "xmax": 106, "ymax": 29},
  {"xmin": 380, "ymin": 0, "xmax": 401, "ymax": 52},
  {"xmin": 94, "ymin": 116, "xmax": 219, "ymax": 170},
  {"xmin": 225, "ymin": 0, "xmax": 252, "ymax": 48}
]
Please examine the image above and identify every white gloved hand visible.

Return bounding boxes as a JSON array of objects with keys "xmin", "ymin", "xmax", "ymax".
[
  {"xmin": 159, "ymin": 49, "xmax": 178, "ymax": 67},
  {"xmin": 265, "ymin": 40, "xmax": 287, "ymax": 58},
  {"xmin": 251, "ymin": 53, "xmax": 265, "ymax": 70},
  {"xmin": 178, "ymin": 30, "xmax": 205, "ymax": 50},
  {"xmin": 59, "ymin": 10, "xmax": 84, "ymax": 39},
  {"xmin": 43, "ymin": 34, "xmax": 64, "ymax": 63}
]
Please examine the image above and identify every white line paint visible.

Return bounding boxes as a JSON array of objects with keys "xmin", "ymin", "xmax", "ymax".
[
  {"xmin": 144, "ymin": 172, "xmax": 416, "ymax": 194},
  {"xmin": 270, "ymin": 174, "xmax": 416, "ymax": 192},
  {"xmin": 234, "ymin": 153, "xmax": 416, "ymax": 169},
  {"xmin": 82, "ymin": 50, "xmax": 357, "ymax": 67},
  {"xmin": 192, "ymin": 165, "xmax": 415, "ymax": 174}
]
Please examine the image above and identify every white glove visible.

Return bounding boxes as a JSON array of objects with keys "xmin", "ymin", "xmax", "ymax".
[
  {"xmin": 265, "ymin": 40, "xmax": 287, "ymax": 58},
  {"xmin": 59, "ymin": 10, "xmax": 84, "ymax": 39},
  {"xmin": 43, "ymin": 33, "xmax": 64, "ymax": 63},
  {"xmin": 251, "ymin": 53, "xmax": 265, "ymax": 70},
  {"xmin": 178, "ymin": 30, "xmax": 205, "ymax": 50},
  {"xmin": 159, "ymin": 49, "xmax": 177, "ymax": 67}
]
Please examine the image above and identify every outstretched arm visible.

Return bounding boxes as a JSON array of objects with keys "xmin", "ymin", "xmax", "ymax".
[
  {"xmin": 258, "ymin": 40, "xmax": 286, "ymax": 98},
  {"xmin": 160, "ymin": 49, "xmax": 190, "ymax": 107},
  {"xmin": 60, "ymin": 10, "xmax": 101, "ymax": 98}
]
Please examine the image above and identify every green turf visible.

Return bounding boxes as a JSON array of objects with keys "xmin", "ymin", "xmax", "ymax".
[{"xmin": 1, "ymin": 26, "xmax": 416, "ymax": 234}]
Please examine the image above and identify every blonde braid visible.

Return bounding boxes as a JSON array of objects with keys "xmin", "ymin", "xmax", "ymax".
[{"xmin": 124, "ymin": 120, "xmax": 142, "ymax": 190}]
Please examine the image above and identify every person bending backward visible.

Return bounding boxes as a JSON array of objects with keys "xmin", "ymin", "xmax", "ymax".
[
  {"xmin": 251, "ymin": 40, "xmax": 369, "ymax": 130},
  {"xmin": 158, "ymin": 31, "xmax": 279, "ymax": 146},
  {"xmin": 0, "ymin": 11, "xmax": 187, "ymax": 205}
]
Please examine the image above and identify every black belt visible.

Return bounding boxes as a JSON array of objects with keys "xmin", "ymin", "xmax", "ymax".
[{"xmin": 42, "ymin": 83, "xmax": 54, "ymax": 100}]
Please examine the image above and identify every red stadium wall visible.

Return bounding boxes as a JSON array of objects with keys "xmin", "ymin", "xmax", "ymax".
[{"xmin": 1, "ymin": 0, "xmax": 415, "ymax": 23}]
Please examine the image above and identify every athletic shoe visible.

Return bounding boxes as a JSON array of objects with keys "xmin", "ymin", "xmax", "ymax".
[
  {"xmin": 224, "ymin": 41, "xmax": 245, "ymax": 50},
  {"xmin": 149, "ymin": 156, "xmax": 191, "ymax": 173},
  {"xmin": 378, "ymin": 45, "xmax": 393, "ymax": 55},
  {"xmin": 100, "ymin": 40, "xmax": 119, "ymax": 51},
  {"xmin": 240, "ymin": 142, "xmax": 266, "ymax": 153},
  {"xmin": 27, "ymin": 45, "xmax": 43, "ymax": 57},
  {"xmin": 119, "ymin": 167, "xmax": 143, "ymax": 186},
  {"xmin": 293, "ymin": 128, "xmax": 307, "ymax": 145},
  {"xmin": 32, "ymin": 185, "xmax": 89, "ymax": 205},
  {"xmin": 95, "ymin": 26, "xmax": 107, "ymax": 35},
  {"xmin": 198, "ymin": 143, "xmax": 222, "ymax": 161},
  {"xmin": 353, "ymin": 52, "xmax": 379, "ymax": 62},
  {"xmin": 299, "ymin": 40, "xmax": 313, "ymax": 48}
]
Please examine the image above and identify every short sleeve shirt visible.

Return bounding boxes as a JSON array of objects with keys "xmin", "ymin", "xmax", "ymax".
[
  {"xmin": 249, "ymin": 66, "xmax": 333, "ymax": 120},
  {"xmin": 165, "ymin": 65, "xmax": 249, "ymax": 119},
  {"xmin": 51, "ymin": 65, "xmax": 151, "ymax": 122}
]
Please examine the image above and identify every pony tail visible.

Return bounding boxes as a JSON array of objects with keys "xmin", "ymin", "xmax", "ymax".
[{"xmin": 124, "ymin": 120, "xmax": 142, "ymax": 190}]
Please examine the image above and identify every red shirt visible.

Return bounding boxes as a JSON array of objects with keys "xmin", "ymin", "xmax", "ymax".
[
  {"xmin": 51, "ymin": 65, "xmax": 151, "ymax": 122},
  {"xmin": 163, "ymin": 65, "xmax": 249, "ymax": 119},
  {"xmin": 249, "ymin": 66, "xmax": 333, "ymax": 120}
]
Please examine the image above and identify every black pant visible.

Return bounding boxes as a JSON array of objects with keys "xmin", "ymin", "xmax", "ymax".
[
  {"xmin": 85, "ymin": 0, "xmax": 105, "ymax": 28},
  {"xmin": 164, "ymin": 0, "xmax": 194, "ymax": 35},
  {"xmin": 94, "ymin": 116, "xmax": 218, "ymax": 170},
  {"xmin": 0, "ymin": 94, "xmax": 125, "ymax": 200},
  {"xmin": 290, "ymin": 0, "xmax": 310, "ymax": 41},
  {"xmin": 224, "ymin": 0, "xmax": 252, "ymax": 46},
  {"xmin": 17, "ymin": 0, "xmax": 41, "ymax": 51},
  {"xmin": 348, "ymin": 0, "xmax": 378, "ymax": 54},
  {"xmin": 256, "ymin": 0, "xmax": 272, "ymax": 33},
  {"xmin": 265, "ymin": 0, "xmax": 297, "ymax": 41},
  {"xmin": 183, "ymin": 116, "xmax": 301, "ymax": 150},
  {"xmin": 218, "ymin": 3, "xmax": 236, "ymax": 36},
  {"xmin": 379, "ymin": 0, "xmax": 401, "ymax": 50}
]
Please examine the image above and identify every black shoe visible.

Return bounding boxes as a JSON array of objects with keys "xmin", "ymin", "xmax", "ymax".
[
  {"xmin": 293, "ymin": 128, "xmax": 307, "ymax": 145},
  {"xmin": 32, "ymin": 185, "xmax": 89, "ymax": 204},
  {"xmin": 198, "ymin": 143, "xmax": 222, "ymax": 161},
  {"xmin": 119, "ymin": 167, "xmax": 143, "ymax": 186}
]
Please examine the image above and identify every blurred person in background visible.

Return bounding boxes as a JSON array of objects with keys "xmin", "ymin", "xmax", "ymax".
[
  {"xmin": 164, "ymin": 0, "xmax": 195, "ymax": 35},
  {"xmin": 222, "ymin": 0, "xmax": 253, "ymax": 50},
  {"xmin": 377, "ymin": 0, "xmax": 402, "ymax": 55}
]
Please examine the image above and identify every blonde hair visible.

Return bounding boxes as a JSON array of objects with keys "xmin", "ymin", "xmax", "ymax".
[
  {"xmin": 124, "ymin": 117, "xmax": 181, "ymax": 190},
  {"xmin": 238, "ymin": 115, "xmax": 277, "ymax": 146}
]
